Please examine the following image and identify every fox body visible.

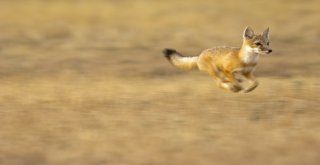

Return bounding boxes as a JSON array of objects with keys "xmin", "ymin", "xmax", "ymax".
[{"xmin": 163, "ymin": 26, "xmax": 272, "ymax": 93}]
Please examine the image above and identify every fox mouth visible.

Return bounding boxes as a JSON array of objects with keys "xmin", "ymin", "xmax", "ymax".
[
  {"xmin": 265, "ymin": 49, "xmax": 272, "ymax": 54},
  {"xmin": 260, "ymin": 50, "xmax": 272, "ymax": 55}
]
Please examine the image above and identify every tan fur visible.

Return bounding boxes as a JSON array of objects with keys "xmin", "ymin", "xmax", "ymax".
[
  {"xmin": 169, "ymin": 55, "xmax": 199, "ymax": 70},
  {"xmin": 164, "ymin": 26, "xmax": 272, "ymax": 93}
]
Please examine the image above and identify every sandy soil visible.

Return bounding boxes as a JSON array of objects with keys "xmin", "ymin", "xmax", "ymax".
[{"xmin": 0, "ymin": 0, "xmax": 319, "ymax": 165}]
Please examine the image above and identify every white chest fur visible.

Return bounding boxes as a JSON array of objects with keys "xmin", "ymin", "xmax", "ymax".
[{"xmin": 243, "ymin": 46, "xmax": 260, "ymax": 64}]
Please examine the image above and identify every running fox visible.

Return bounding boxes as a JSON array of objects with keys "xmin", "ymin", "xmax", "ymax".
[{"xmin": 163, "ymin": 26, "xmax": 272, "ymax": 93}]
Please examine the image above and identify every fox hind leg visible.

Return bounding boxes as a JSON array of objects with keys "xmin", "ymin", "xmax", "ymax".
[
  {"xmin": 198, "ymin": 62, "xmax": 241, "ymax": 92},
  {"xmin": 221, "ymin": 71, "xmax": 243, "ymax": 92}
]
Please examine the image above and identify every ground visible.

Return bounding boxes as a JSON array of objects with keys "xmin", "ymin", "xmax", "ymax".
[{"xmin": 0, "ymin": 0, "xmax": 319, "ymax": 165}]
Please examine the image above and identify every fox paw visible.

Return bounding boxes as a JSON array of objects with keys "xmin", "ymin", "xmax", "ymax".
[
  {"xmin": 236, "ymin": 78, "xmax": 244, "ymax": 83},
  {"xmin": 219, "ymin": 82, "xmax": 243, "ymax": 93},
  {"xmin": 243, "ymin": 83, "xmax": 259, "ymax": 93},
  {"xmin": 243, "ymin": 87, "xmax": 257, "ymax": 93},
  {"xmin": 224, "ymin": 83, "xmax": 242, "ymax": 93},
  {"xmin": 230, "ymin": 85, "xmax": 243, "ymax": 93}
]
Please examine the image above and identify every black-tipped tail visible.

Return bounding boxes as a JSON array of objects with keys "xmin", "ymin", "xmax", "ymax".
[{"xmin": 163, "ymin": 48, "xmax": 177, "ymax": 59}]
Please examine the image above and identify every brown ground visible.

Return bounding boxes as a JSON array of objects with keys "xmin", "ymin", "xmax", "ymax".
[{"xmin": 0, "ymin": 0, "xmax": 319, "ymax": 165}]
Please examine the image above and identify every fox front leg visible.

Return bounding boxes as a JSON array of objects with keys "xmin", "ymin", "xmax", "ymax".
[
  {"xmin": 231, "ymin": 70, "xmax": 245, "ymax": 83},
  {"xmin": 243, "ymin": 73, "xmax": 259, "ymax": 93}
]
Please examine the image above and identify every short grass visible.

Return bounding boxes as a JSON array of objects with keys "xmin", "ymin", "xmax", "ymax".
[{"xmin": 0, "ymin": 0, "xmax": 319, "ymax": 165}]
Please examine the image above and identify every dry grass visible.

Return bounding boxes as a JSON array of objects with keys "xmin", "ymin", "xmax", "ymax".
[{"xmin": 0, "ymin": 0, "xmax": 319, "ymax": 165}]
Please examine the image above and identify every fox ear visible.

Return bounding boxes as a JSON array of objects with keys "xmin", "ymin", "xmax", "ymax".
[
  {"xmin": 262, "ymin": 27, "xmax": 270, "ymax": 40},
  {"xmin": 243, "ymin": 26, "xmax": 254, "ymax": 39}
]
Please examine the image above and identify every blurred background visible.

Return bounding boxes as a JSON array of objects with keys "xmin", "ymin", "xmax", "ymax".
[{"xmin": 0, "ymin": 0, "xmax": 319, "ymax": 164}]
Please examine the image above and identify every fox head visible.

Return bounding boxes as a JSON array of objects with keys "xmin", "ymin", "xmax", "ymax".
[{"xmin": 243, "ymin": 26, "xmax": 272, "ymax": 55}]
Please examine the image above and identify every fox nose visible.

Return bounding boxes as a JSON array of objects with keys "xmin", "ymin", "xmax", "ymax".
[{"xmin": 267, "ymin": 49, "xmax": 272, "ymax": 53}]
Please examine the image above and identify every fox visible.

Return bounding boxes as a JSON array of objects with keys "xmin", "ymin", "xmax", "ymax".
[{"xmin": 163, "ymin": 26, "xmax": 272, "ymax": 93}]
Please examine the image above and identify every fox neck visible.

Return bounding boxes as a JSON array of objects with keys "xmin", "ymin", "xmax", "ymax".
[{"xmin": 239, "ymin": 43, "xmax": 260, "ymax": 65}]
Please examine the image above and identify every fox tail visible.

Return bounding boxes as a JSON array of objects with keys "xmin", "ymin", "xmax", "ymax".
[{"xmin": 163, "ymin": 48, "xmax": 199, "ymax": 70}]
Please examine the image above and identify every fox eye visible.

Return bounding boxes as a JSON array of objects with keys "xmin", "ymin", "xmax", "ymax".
[
  {"xmin": 255, "ymin": 42, "xmax": 262, "ymax": 46},
  {"xmin": 267, "ymin": 42, "xmax": 270, "ymax": 45}
]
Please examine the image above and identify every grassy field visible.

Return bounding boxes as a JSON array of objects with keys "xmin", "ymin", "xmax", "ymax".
[{"xmin": 0, "ymin": 0, "xmax": 319, "ymax": 165}]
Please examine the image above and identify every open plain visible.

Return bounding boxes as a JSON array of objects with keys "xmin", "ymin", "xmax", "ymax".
[{"xmin": 0, "ymin": 0, "xmax": 319, "ymax": 164}]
